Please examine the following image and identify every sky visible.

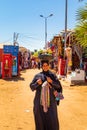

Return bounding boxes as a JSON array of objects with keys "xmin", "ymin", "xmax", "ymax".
[{"xmin": 0, "ymin": 0, "xmax": 87, "ymax": 51}]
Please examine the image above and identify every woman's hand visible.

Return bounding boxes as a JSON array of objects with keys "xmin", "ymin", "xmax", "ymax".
[
  {"xmin": 37, "ymin": 79, "xmax": 42, "ymax": 85},
  {"xmin": 46, "ymin": 77, "xmax": 53, "ymax": 84}
]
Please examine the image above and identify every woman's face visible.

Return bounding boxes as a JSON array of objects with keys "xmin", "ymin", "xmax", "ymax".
[{"xmin": 42, "ymin": 63, "xmax": 49, "ymax": 71}]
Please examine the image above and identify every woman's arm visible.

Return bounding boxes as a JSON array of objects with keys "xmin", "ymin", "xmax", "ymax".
[
  {"xmin": 30, "ymin": 74, "xmax": 42, "ymax": 91},
  {"xmin": 50, "ymin": 73, "xmax": 62, "ymax": 92}
]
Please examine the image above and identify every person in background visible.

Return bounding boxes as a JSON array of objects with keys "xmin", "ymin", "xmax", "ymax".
[
  {"xmin": 29, "ymin": 60, "xmax": 63, "ymax": 130},
  {"xmin": 37, "ymin": 61, "xmax": 41, "ymax": 70}
]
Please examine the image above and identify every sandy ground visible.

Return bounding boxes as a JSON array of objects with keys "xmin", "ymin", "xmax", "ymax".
[{"xmin": 0, "ymin": 69, "xmax": 87, "ymax": 130}]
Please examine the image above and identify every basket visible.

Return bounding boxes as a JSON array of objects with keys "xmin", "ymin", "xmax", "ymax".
[{"xmin": 38, "ymin": 54, "xmax": 53, "ymax": 61}]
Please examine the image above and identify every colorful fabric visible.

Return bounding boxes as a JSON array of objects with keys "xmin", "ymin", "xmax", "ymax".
[{"xmin": 40, "ymin": 81, "xmax": 50, "ymax": 112}]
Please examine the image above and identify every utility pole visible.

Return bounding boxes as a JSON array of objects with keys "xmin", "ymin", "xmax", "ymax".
[
  {"xmin": 13, "ymin": 32, "xmax": 19, "ymax": 46},
  {"xmin": 40, "ymin": 14, "xmax": 53, "ymax": 49},
  {"xmin": 64, "ymin": 0, "xmax": 68, "ymax": 58}
]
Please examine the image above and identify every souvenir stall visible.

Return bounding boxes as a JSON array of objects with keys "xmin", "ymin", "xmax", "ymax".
[
  {"xmin": 3, "ymin": 45, "xmax": 19, "ymax": 76},
  {"xmin": 0, "ymin": 49, "xmax": 3, "ymax": 77},
  {"xmin": 2, "ymin": 54, "xmax": 12, "ymax": 78}
]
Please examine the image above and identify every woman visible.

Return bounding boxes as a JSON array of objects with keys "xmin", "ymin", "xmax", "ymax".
[{"xmin": 30, "ymin": 60, "xmax": 62, "ymax": 130}]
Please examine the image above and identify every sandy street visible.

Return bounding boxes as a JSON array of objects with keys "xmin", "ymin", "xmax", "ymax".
[{"xmin": 0, "ymin": 69, "xmax": 87, "ymax": 130}]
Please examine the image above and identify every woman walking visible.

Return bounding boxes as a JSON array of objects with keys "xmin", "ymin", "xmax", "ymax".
[{"xmin": 30, "ymin": 60, "xmax": 63, "ymax": 130}]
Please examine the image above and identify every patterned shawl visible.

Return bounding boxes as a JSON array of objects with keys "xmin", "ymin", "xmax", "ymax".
[{"xmin": 40, "ymin": 81, "xmax": 50, "ymax": 113}]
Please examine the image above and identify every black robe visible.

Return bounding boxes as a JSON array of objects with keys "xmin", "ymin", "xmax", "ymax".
[{"xmin": 30, "ymin": 70, "xmax": 62, "ymax": 130}]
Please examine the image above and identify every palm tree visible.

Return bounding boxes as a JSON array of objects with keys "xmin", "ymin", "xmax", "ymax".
[
  {"xmin": 75, "ymin": 3, "xmax": 87, "ymax": 48},
  {"xmin": 74, "ymin": 2, "xmax": 87, "ymax": 67}
]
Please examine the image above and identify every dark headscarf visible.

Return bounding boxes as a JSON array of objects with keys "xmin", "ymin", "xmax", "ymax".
[
  {"xmin": 41, "ymin": 60, "xmax": 50, "ymax": 76},
  {"xmin": 41, "ymin": 60, "xmax": 49, "ymax": 66}
]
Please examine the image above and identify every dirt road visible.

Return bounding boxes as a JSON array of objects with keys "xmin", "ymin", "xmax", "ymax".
[{"xmin": 0, "ymin": 69, "xmax": 87, "ymax": 130}]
